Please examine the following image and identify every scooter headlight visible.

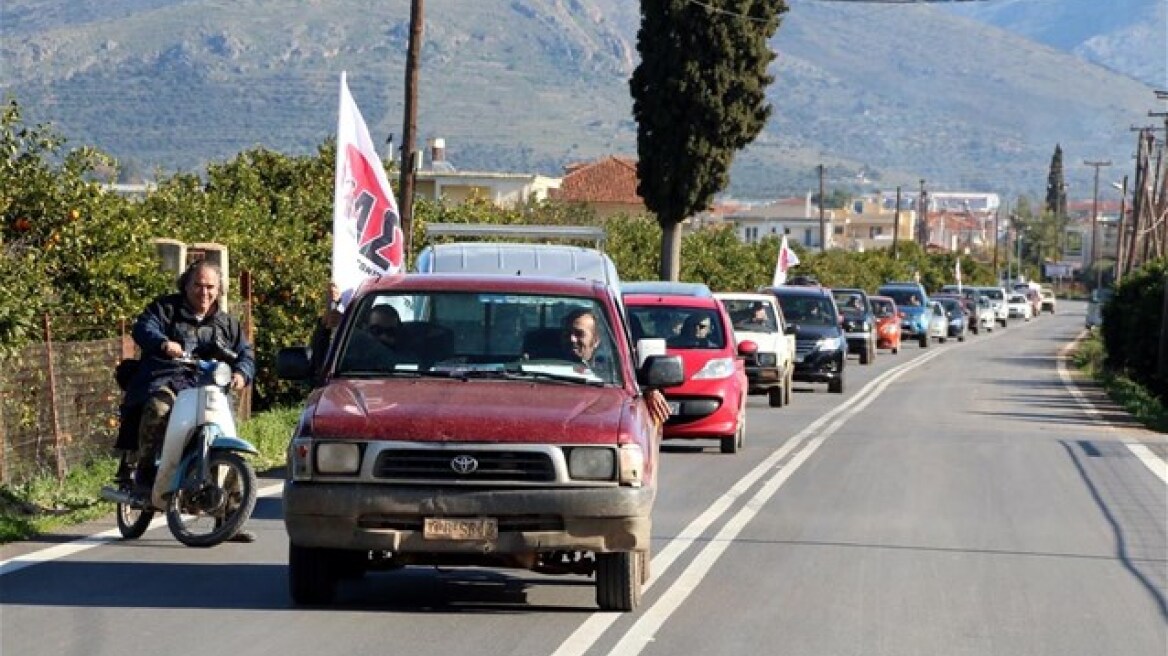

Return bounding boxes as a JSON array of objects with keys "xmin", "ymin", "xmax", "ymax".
[{"xmin": 211, "ymin": 362, "xmax": 232, "ymax": 387}]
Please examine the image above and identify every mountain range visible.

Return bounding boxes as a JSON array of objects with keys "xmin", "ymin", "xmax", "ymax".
[{"xmin": 2, "ymin": 0, "xmax": 1163, "ymax": 202}]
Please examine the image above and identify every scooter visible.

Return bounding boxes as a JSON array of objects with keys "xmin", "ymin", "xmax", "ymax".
[{"xmin": 102, "ymin": 349, "xmax": 258, "ymax": 547}]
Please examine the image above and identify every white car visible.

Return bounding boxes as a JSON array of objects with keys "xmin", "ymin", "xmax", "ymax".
[
  {"xmin": 976, "ymin": 286, "xmax": 1010, "ymax": 327},
  {"xmin": 715, "ymin": 292, "xmax": 795, "ymax": 408},
  {"xmin": 1039, "ymin": 288, "xmax": 1057, "ymax": 314},
  {"xmin": 970, "ymin": 294, "xmax": 996, "ymax": 333},
  {"xmin": 1006, "ymin": 293, "xmax": 1033, "ymax": 321},
  {"xmin": 927, "ymin": 301, "xmax": 949, "ymax": 343}
]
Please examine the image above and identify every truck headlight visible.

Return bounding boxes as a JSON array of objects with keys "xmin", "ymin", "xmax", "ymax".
[
  {"xmin": 315, "ymin": 442, "xmax": 362, "ymax": 475},
  {"xmin": 567, "ymin": 447, "xmax": 616, "ymax": 481}
]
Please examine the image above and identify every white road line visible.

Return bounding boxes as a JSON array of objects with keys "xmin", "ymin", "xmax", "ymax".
[
  {"xmin": 1057, "ymin": 333, "xmax": 1168, "ymax": 485},
  {"xmin": 552, "ymin": 347, "xmax": 947, "ymax": 656},
  {"xmin": 0, "ymin": 481, "xmax": 284, "ymax": 577}
]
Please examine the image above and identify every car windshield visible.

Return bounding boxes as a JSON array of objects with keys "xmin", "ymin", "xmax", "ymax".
[
  {"xmin": 627, "ymin": 305, "xmax": 727, "ymax": 349},
  {"xmin": 721, "ymin": 298, "xmax": 778, "ymax": 333},
  {"xmin": 881, "ymin": 288, "xmax": 923, "ymax": 308},
  {"xmin": 870, "ymin": 299, "xmax": 896, "ymax": 317},
  {"xmin": 333, "ymin": 291, "xmax": 623, "ymax": 385},
  {"xmin": 775, "ymin": 295, "xmax": 836, "ymax": 326},
  {"xmin": 832, "ymin": 292, "xmax": 866, "ymax": 315}
]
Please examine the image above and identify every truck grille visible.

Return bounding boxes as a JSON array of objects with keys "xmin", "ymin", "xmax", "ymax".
[{"xmin": 372, "ymin": 449, "xmax": 556, "ymax": 482}]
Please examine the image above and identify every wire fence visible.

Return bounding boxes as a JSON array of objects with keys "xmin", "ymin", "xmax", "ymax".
[{"xmin": 0, "ymin": 305, "xmax": 254, "ymax": 487}]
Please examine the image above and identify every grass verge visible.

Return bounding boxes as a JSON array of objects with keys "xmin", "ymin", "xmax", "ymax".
[
  {"xmin": 0, "ymin": 406, "xmax": 300, "ymax": 544},
  {"xmin": 1073, "ymin": 330, "xmax": 1168, "ymax": 433}
]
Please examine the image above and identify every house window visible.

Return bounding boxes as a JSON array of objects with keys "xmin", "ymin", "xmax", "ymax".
[
  {"xmin": 833, "ymin": 226, "xmax": 844, "ymax": 235},
  {"xmin": 869, "ymin": 226, "xmax": 883, "ymax": 238}
]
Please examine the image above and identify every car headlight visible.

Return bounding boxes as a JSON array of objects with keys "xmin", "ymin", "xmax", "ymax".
[
  {"xmin": 315, "ymin": 442, "xmax": 362, "ymax": 475},
  {"xmin": 567, "ymin": 447, "xmax": 616, "ymax": 481},
  {"xmin": 693, "ymin": 357, "xmax": 735, "ymax": 380},
  {"xmin": 815, "ymin": 336, "xmax": 843, "ymax": 352}
]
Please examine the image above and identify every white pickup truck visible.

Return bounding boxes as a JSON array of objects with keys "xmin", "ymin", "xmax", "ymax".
[{"xmin": 714, "ymin": 292, "xmax": 795, "ymax": 408}]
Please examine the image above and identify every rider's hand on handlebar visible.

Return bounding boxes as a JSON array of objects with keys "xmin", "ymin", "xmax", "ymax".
[{"xmin": 161, "ymin": 340, "xmax": 184, "ymax": 359}]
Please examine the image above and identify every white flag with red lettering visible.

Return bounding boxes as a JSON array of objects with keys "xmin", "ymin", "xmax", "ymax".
[
  {"xmin": 772, "ymin": 235, "xmax": 801, "ymax": 286},
  {"xmin": 333, "ymin": 71, "xmax": 403, "ymax": 307}
]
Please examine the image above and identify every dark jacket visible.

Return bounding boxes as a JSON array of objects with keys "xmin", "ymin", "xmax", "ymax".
[{"xmin": 123, "ymin": 293, "xmax": 256, "ymax": 408}]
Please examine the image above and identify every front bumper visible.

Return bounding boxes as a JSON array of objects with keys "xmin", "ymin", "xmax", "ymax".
[
  {"xmin": 663, "ymin": 394, "xmax": 739, "ymax": 438},
  {"xmin": 793, "ymin": 348, "xmax": 844, "ymax": 383},
  {"xmin": 843, "ymin": 331, "xmax": 872, "ymax": 354},
  {"xmin": 284, "ymin": 482, "xmax": 654, "ymax": 554}
]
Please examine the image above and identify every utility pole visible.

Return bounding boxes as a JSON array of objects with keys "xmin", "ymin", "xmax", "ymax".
[
  {"xmin": 817, "ymin": 164, "xmax": 826, "ymax": 251},
  {"xmin": 1085, "ymin": 159, "xmax": 1112, "ymax": 290},
  {"xmin": 892, "ymin": 186, "xmax": 901, "ymax": 259},
  {"xmin": 993, "ymin": 200, "xmax": 1004, "ymax": 283},
  {"xmin": 398, "ymin": 0, "xmax": 424, "ymax": 256},
  {"xmin": 1115, "ymin": 175, "xmax": 1129, "ymax": 283},
  {"xmin": 917, "ymin": 179, "xmax": 928, "ymax": 247}
]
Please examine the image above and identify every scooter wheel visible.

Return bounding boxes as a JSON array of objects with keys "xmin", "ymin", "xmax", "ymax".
[
  {"xmin": 117, "ymin": 502, "xmax": 156, "ymax": 539},
  {"xmin": 166, "ymin": 451, "xmax": 257, "ymax": 548}
]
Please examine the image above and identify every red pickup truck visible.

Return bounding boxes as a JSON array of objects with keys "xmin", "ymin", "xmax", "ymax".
[{"xmin": 276, "ymin": 273, "xmax": 682, "ymax": 611}]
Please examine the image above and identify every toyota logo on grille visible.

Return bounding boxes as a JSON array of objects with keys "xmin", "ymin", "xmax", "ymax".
[{"xmin": 450, "ymin": 455, "xmax": 479, "ymax": 474}]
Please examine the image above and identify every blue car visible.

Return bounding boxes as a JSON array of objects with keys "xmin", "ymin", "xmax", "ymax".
[{"xmin": 876, "ymin": 282, "xmax": 930, "ymax": 348}]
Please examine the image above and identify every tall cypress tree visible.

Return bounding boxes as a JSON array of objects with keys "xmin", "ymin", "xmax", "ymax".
[
  {"xmin": 631, "ymin": 0, "xmax": 787, "ymax": 280},
  {"xmin": 1044, "ymin": 144, "xmax": 1067, "ymax": 257}
]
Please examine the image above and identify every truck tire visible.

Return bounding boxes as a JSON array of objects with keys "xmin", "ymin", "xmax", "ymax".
[
  {"xmin": 828, "ymin": 376, "xmax": 844, "ymax": 394},
  {"xmin": 918, "ymin": 334, "xmax": 928, "ymax": 348},
  {"xmin": 596, "ymin": 551, "xmax": 642, "ymax": 611},
  {"xmin": 289, "ymin": 543, "xmax": 340, "ymax": 606}
]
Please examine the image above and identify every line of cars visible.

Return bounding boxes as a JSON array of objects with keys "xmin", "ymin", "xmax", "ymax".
[{"xmin": 275, "ymin": 225, "xmax": 1059, "ymax": 612}]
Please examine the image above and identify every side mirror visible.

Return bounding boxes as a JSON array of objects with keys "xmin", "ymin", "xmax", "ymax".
[
  {"xmin": 737, "ymin": 340, "xmax": 758, "ymax": 357},
  {"xmin": 276, "ymin": 346, "xmax": 312, "ymax": 381},
  {"xmin": 638, "ymin": 354, "xmax": 685, "ymax": 389}
]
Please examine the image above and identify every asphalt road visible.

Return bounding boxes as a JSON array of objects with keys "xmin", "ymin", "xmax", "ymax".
[{"xmin": 3, "ymin": 301, "xmax": 1165, "ymax": 656}]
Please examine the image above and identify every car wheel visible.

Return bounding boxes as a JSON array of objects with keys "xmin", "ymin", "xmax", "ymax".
[
  {"xmin": 828, "ymin": 376, "xmax": 844, "ymax": 394},
  {"xmin": 958, "ymin": 334, "xmax": 965, "ymax": 342},
  {"xmin": 891, "ymin": 344, "xmax": 899, "ymax": 354},
  {"xmin": 783, "ymin": 369, "xmax": 793, "ymax": 406},
  {"xmin": 768, "ymin": 385, "xmax": 784, "ymax": 408},
  {"xmin": 721, "ymin": 411, "xmax": 746, "ymax": 454},
  {"xmin": 939, "ymin": 336, "xmax": 946, "ymax": 343},
  {"xmin": 859, "ymin": 346, "xmax": 871, "ymax": 365},
  {"xmin": 918, "ymin": 335, "xmax": 928, "ymax": 348}
]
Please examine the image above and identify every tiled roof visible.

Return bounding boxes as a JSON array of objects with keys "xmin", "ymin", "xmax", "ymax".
[{"xmin": 551, "ymin": 156, "xmax": 643, "ymax": 204}]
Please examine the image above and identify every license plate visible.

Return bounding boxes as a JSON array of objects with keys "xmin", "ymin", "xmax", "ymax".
[
  {"xmin": 423, "ymin": 517, "xmax": 498, "ymax": 541},
  {"xmin": 668, "ymin": 401, "xmax": 681, "ymax": 415}
]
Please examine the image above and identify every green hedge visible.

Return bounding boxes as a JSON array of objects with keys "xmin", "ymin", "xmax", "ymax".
[{"xmin": 1101, "ymin": 259, "xmax": 1168, "ymax": 401}]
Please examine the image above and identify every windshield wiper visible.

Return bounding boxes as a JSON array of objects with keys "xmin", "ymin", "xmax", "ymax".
[{"xmin": 335, "ymin": 369, "xmax": 423, "ymax": 378}]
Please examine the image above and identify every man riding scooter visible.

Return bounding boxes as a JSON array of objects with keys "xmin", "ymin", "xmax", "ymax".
[{"xmin": 115, "ymin": 259, "xmax": 256, "ymax": 542}]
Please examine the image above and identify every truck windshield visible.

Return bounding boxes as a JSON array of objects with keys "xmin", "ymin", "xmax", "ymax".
[{"xmin": 333, "ymin": 291, "xmax": 623, "ymax": 386}]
